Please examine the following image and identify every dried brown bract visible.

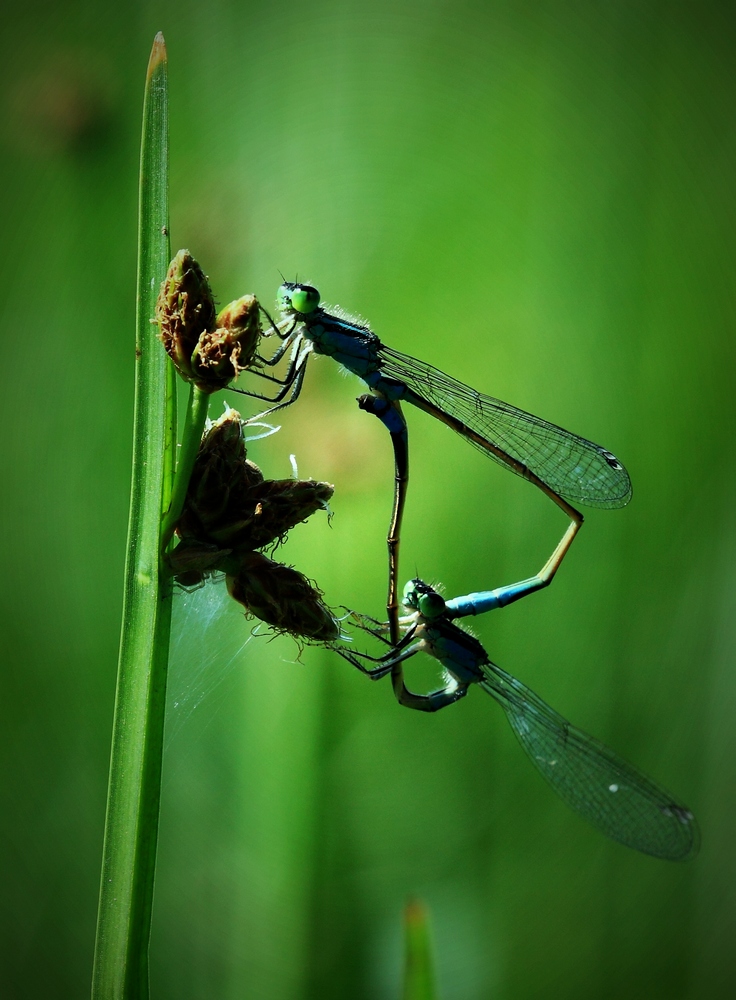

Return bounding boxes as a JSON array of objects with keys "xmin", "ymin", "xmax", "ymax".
[
  {"xmin": 156, "ymin": 251, "xmax": 263, "ymax": 392},
  {"xmin": 227, "ymin": 552, "xmax": 339, "ymax": 643},
  {"xmin": 178, "ymin": 408, "xmax": 333, "ymax": 550},
  {"xmin": 156, "ymin": 250, "xmax": 216, "ymax": 381},
  {"xmin": 169, "ymin": 407, "xmax": 339, "ymax": 644}
]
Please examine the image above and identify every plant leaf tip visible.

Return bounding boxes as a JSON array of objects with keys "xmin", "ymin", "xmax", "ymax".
[
  {"xmin": 404, "ymin": 898, "xmax": 427, "ymax": 926},
  {"xmin": 147, "ymin": 32, "xmax": 167, "ymax": 78}
]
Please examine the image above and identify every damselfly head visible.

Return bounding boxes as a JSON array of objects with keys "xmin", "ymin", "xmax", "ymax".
[
  {"xmin": 277, "ymin": 282, "xmax": 320, "ymax": 317},
  {"xmin": 403, "ymin": 579, "xmax": 446, "ymax": 619}
]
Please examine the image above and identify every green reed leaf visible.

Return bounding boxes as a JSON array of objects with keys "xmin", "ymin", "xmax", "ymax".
[
  {"xmin": 92, "ymin": 33, "xmax": 175, "ymax": 1000},
  {"xmin": 402, "ymin": 899, "xmax": 439, "ymax": 1000}
]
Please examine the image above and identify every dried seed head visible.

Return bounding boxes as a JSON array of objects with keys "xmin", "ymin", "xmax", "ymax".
[
  {"xmin": 177, "ymin": 407, "xmax": 262, "ymax": 544},
  {"xmin": 167, "ymin": 538, "xmax": 232, "ymax": 587},
  {"xmin": 227, "ymin": 551, "xmax": 339, "ymax": 642},
  {"xmin": 156, "ymin": 250, "xmax": 217, "ymax": 382},
  {"xmin": 216, "ymin": 294, "xmax": 262, "ymax": 367},
  {"xmin": 178, "ymin": 407, "xmax": 333, "ymax": 550},
  {"xmin": 156, "ymin": 253, "xmax": 263, "ymax": 392},
  {"xmin": 190, "ymin": 295, "xmax": 263, "ymax": 392},
  {"xmin": 170, "ymin": 406, "xmax": 337, "ymax": 642},
  {"xmin": 235, "ymin": 478, "xmax": 334, "ymax": 550}
]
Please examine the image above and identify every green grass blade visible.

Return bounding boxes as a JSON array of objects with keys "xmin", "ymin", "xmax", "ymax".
[
  {"xmin": 402, "ymin": 900, "xmax": 439, "ymax": 1000},
  {"xmin": 91, "ymin": 33, "xmax": 175, "ymax": 1000},
  {"xmin": 161, "ymin": 383, "xmax": 211, "ymax": 550}
]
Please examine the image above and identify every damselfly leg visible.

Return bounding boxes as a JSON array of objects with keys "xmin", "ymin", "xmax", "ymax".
[{"xmin": 359, "ymin": 391, "xmax": 581, "ymax": 708}]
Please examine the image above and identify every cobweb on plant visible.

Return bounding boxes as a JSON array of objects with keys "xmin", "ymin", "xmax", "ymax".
[
  {"xmin": 165, "ymin": 578, "xmax": 253, "ymax": 752},
  {"xmin": 163, "ymin": 414, "xmax": 334, "ymax": 760},
  {"xmin": 164, "ymin": 412, "xmax": 284, "ymax": 752}
]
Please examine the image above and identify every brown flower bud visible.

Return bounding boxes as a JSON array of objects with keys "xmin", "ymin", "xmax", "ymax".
[
  {"xmin": 167, "ymin": 538, "xmax": 232, "ymax": 587},
  {"xmin": 170, "ymin": 407, "xmax": 338, "ymax": 643},
  {"xmin": 235, "ymin": 478, "xmax": 334, "ymax": 550},
  {"xmin": 156, "ymin": 252, "xmax": 263, "ymax": 392},
  {"xmin": 177, "ymin": 407, "xmax": 263, "ymax": 544},
  {"xmin": 178, "ymin": 407, "xmax": 333, "ymax": 551},
  {"xmin": 227, "ymin": 551, "xmax": 339, "ymax": 642},
  {"xmin": 189, "ymin": 295, "xmax": 263, "ymax": 392},
  {"xmin": 156, "ymin": 250, "xmax": 217, "ymax": 383}
]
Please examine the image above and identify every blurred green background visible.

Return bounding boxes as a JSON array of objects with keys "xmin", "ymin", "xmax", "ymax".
[{"xmin": 2, "ymin": 1, "xmax": 735, "ymax": 997}]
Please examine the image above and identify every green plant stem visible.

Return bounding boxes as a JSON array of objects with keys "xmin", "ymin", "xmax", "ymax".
[
  {"xmin": 161, "ymin": 383, "xmax": 210, "ymax": 550},
  {"xmin": 92, "ymin": 34, "xmax": 174, "ymax": 1000},
  {"xmin": 402, "ymin": 900, "xmax": 439, "ymax": 1000}
]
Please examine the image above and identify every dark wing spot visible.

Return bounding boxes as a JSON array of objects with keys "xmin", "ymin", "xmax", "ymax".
[
  {"xmin": 601, "ymin": 449, "xmax": 623, "ymax": 471},
  {"xmin": 659, "ymin": 803, "xmax": 694, "ymax": 826}
]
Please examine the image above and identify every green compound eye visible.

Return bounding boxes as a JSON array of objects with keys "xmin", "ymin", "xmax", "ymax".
[
  {"xmin": 418, "ymin": 591, "xmax": 446, "ymax": 619},
  {"xmin": 403, "ymin": 580, "xmax": 445, "ymax": 617},
  {"xmin": 403, "ymin": 580, "xmax": 420, "ymax": 608},
  {"xmin": 290, "ymin": 285, "xmax": 320, "ymax": 314}
]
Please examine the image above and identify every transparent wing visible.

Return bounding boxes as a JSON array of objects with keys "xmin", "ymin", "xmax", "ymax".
[
  {"xmin": 480, "ymin": 662, "xmax": 698, "ymax": 860},
  {"xmin": 378, "ymin": 346, "xmax": 631, "ymax": 508}
]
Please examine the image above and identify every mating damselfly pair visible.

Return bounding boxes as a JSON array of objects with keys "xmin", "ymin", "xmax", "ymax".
[{"xmin": 157, "ymin": 255, "xmax": 698, "ymax": 862}]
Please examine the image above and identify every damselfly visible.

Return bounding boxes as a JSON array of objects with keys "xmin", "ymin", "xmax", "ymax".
[
  {"xmin": 343, "ymin": 577, "xmax": 698, "ymax": 861},
  {"xmin": 241, "ymin": 284, "xmax": 632, "ymax": 639}
]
